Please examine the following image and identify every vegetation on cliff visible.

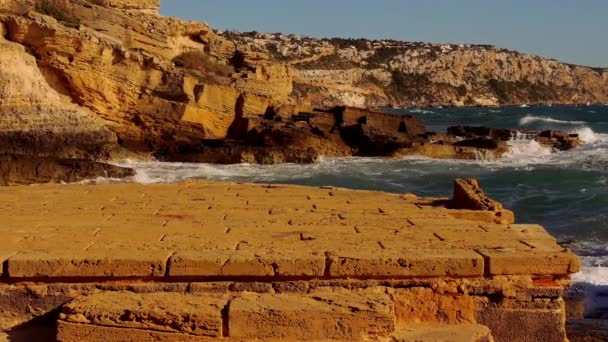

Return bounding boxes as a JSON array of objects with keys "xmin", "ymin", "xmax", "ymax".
[
  {"xmin": 222, "ymin": 31, "xmax": 608, "ymax": 108},
  {"xmin": 34, "ymin": 2, "xmax": 80, "ymax": 28}
]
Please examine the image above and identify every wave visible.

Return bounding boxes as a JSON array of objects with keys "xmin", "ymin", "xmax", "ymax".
[
  {"xmin": 116, "ymin": 129, "xmax": 608, "ymax": 185},
  {"xmin": 574, "ymin": 127, "xmax": 600, "ymax": 144},
  {"xmin": 406, "ymin": 108, "xmax": 435, "ymax": 115},
  {"xmin": 519, "ymin": 115, "xmax": 587, "ymax": 126}
]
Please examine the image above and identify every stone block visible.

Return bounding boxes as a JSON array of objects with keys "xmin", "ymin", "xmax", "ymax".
[
  {"xmin": 60, "ymin": 292, "xmax": 225, "ymax": 337},
  {"xmin": 477, "ymin": 248, "xmax": 580, "ymax": 276},
  {"xmin": 168, "ymin": 250, "xmax": 229, "ymax": 277},
  {"xmin": 57, "ymin": 321, "xmax": 212, "ymax": 342},
  {"xmin": 228, "ymin": 289, "xmax": 395, "ymax": 340},
  {"xmin": 6, "ymin": 250, "xmax": 170, "ymax": 278},
  {"xmin": 394, "ymin": 288, "xmax": 477, "ymax": 324},
  {"xmin": 476, "ymin": 299, "xmax": 566, "ymax": 342},
  {"xmin": 328, "ymin": 249, "xmax": 484, "ymax": 278}
]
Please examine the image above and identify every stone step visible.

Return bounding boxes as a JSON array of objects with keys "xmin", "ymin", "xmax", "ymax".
[
  {"xmin": 56, "ymin": 289, "xmax": 396, "ymax": 341},
  {"xmin": 392, "ymin": 324, "xmax": 494, "ymax": 342}
]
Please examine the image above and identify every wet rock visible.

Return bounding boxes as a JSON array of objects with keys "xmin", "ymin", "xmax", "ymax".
[
  {"xmin": 0, "ymin": 155, "xmax": 134, "ymax": 185},
  {"xmin": 538, "ymin": 130, "xmax": 583, "ymax": 150},
  {"xmin": 453, "ymin": 137, "xmax": 503, "ymax": 150},
  {"xmin": 448, "ymin": 126, "xmax": 513, "ymax": 141}
]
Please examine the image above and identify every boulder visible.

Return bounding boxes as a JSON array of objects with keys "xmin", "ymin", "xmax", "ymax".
[
  {"xmin": 447, "ymin": 126, "xmax": 513, "ymax": 141},
  {"xmin": 537, "ymin": 130, "xmax": 583, "ymax": 151},
  {"xmin": 453, "ymin": 137, "xmax": 502, "ymax": 150}
]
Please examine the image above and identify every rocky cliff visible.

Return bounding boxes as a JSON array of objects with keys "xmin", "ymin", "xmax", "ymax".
[
  {"xmin": 0, "ymin": 0, "xmax": 294, "ymax": 156},
  {"xmin": 0, "ymin": 0, "xmax": 602, "ymax": 173},
  {"xmin": 224, "ymin": 32, "xmax": 608, "ymax": 108}
]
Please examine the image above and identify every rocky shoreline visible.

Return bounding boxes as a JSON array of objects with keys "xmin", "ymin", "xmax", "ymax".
[
  {"xmin": 0, "ymin": 104, "xmax": 585, "ymax": 185},
  {"xmin": 0, "ymin": 0, "xmax": 602, "ymax": 186},
  {"xmin": 0, "ymin": 1, "xmax": 602, "ymax": 341}
]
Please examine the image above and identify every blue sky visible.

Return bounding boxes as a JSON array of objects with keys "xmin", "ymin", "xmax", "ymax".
[{"xmin": 161, "ymin": 1, "xmax": 606, "ymax": 67}]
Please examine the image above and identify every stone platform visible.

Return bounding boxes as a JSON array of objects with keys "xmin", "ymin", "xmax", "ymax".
[{"xmin": 0, "ymin": 180, "xmax": 579, "ymax": 341}]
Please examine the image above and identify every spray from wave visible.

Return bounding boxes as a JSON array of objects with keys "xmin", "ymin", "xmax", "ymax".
[{"xmin": 573, "ymin": 127, "xmax": 600, "ymax": 144}]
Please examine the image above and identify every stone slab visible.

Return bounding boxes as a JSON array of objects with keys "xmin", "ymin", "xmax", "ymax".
[
  {"xmin": 329, "ymin": 248, "xmax": 484, "ymax": 277},
  {"xmin": 0, "ymin": 181, "xmax": 577, "ymax": 280},
  {"xmin": 60, "ymin": 291, "xmax": 225, "ymax": 337},
  {"xmin": 6, "ymin": 250, "xmax": 171, "ymax": 278},
  {"xmin": 392, "ymin": 324, "xmax": 494, "ymax": 342},
  {"xmin": 228, "ymin": 289, "xmax": 395, "ymax": 340},
  {"xmin": 477, "ymin": 248, "xmax": 580, "ymax": 276}
]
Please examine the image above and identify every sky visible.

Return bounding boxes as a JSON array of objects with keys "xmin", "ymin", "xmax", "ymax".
[{"xmin": 161, "ymin": 1, "xmax": 607, "ymax": 67}]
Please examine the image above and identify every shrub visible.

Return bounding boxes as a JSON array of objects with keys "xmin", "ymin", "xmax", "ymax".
[
  {"xmin": 366, "ymin": 47, "xmax": 401, "ymax": 67},
  {"xmin": 487, "ymin": 79, "xmax": 560, "ymax": 103},
  {"xmin": 389, "ymin": 71, "xmax": 432, "ymax": 98},
  {"xmin": 173, "ymin": 51, "xmax": 234, "ymax": 78},
  {"xmin": 229, "ymin": 50, "xmax": 248, "ymax": 71},
  {"xmin": 358, "ymin": 74, "xmax": 385, "ymax": 88},
  {"xmin": 35, "ymin": 2, "xmax": 80, "ymax": 29}
]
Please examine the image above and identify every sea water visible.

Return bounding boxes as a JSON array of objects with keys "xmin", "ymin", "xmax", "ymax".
[{"xmin": 116, "ymin": 105, "xmax": 608, "ymax": 297}]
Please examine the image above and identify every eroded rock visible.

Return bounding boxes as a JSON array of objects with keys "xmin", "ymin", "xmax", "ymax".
[
  {"xmin": 0, "ymin": 155, "xmax": 134, "ymax": 185},
  {"xmin": 450, "ymin": 179, "xmax": 515, "ymax": 224}
]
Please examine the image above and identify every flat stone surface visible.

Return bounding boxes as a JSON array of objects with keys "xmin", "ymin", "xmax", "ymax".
[
  {"xmin": 392, "ymin": 324, "xmax": 494, "ymax": 342},
  {"xmin": 60, "ymin": 291, "xmax": 225, "ymax": 337},
  {"xmin": 228, "ymin": 289, "xmax": 395, "ymax": 340},
  {"xmin": 0, "ymin": 181, "xmax": 578, "ymax": 280}
]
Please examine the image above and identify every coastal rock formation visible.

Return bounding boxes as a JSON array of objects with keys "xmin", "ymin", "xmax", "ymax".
[
  {"xmin": 0, "ymin": 0, "xmax": 596, "ymax": 177},
  {"xmin": 0, "ymin": 25, "xmax": 117, "ymax": 159},
  {"xmin": 0, "ymin": 0, "xmax": 293, "ymax": 158}
]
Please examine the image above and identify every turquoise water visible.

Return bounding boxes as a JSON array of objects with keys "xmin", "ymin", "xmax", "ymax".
[{"xmin": 121, "ymin": 105, "xmax": 608, "ymax": 287}]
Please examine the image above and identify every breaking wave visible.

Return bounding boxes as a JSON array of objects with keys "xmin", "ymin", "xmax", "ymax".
[
  {"xmin": 519, "ymin": 115, "xmax": 587, "ymax": 126},
  {"xmin": 574, "ymin": 127, "xmax": 600, "ymax": 144}
]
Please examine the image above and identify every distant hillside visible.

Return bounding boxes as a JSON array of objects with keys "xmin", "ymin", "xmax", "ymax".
[{"xmin": 222, "ymin": 31, "xmax": 608, "ymax": 108}]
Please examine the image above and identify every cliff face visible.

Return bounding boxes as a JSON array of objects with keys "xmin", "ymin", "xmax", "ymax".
[
  {"xmin": 0, "ymin": 0, "xmax": 294, "ymax": 157},
  {"xmin": 224, "ymin": 33, "xmax": 608, "ymax": 108}
]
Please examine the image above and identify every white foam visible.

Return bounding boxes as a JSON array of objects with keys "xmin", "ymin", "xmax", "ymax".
[
  {"xmin": 501, "ymin": 131, "xmax": 553, "ymax": 165},
  {"xmin": 519, "ymin": 115, "xmax": 587, "ymax": 126},
  {"xmin": 573, "ymin": 266, "xmax": 608, "ymax": 286},
  {"xmin": 574, "ymin": 127, "xmax": 599, "ymax": 143}
]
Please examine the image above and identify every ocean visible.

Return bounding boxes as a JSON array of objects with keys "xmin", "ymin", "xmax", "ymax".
[{"xmin": 117, "ymin": 105, "xmax": 608, "ymax": 307}]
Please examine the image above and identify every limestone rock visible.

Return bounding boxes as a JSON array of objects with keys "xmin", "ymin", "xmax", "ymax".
[
  {"xmin": 225, "ymin": 32, "xmax": 608, "ymax": 108},
  {"xmin": 451, "ymin": 179, "xmax": 515, "ymax": 224}
]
